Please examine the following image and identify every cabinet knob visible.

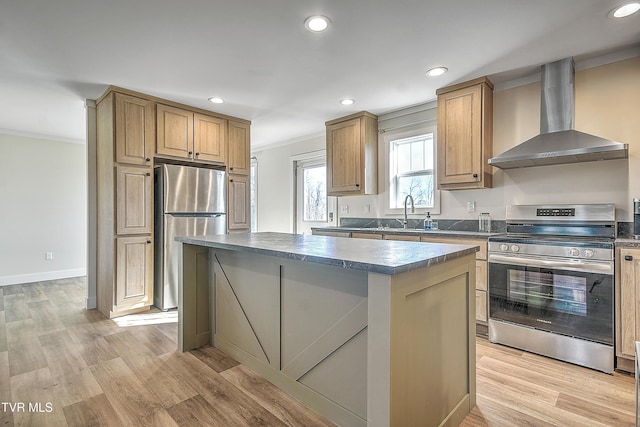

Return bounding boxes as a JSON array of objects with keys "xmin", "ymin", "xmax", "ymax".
[
  {"xmin": 230, "ymin": 179, "xmax": 234, "ymax": 182},
  {"xmin": 473, "ymin": 173, "xmax": 479, "ymax": 179},
  {"xmin": 195, "ymin": 152, "xmax": 200, "ymax": 156},
  {"xmin": 625, "ymin": 255, "xmax": 634, "ymax": 261},
  {"xmin": 188, "ymin": 151, "xmax": 193, "ymax": 155},
  {"xmin": 230, "ymin": 167, "xmax": 234, "ymax": 171},
  {"xmin": 145, "ymin": 157, "xmax": 151, "ymax": 162},
  {"xmin": 355, "ymin": 183, "xmax": 360, "ymax": 187},
  {"xmin": 146, "ymin": 172, "xmax": 151, "ymax": 177},
  {"xmin": 146, "ymin": 240, "xmax": 152, "ymax": 244}
]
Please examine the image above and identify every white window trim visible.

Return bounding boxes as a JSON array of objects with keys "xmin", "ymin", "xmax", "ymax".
[{"xmin": 382, "ymin": 124, "xmax": 441, "ymax": 216}]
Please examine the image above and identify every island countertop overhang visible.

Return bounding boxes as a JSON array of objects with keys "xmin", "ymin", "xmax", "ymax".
[{"xmin": 176, "ymin": 231, "xmax": 478, "ymax": 276}]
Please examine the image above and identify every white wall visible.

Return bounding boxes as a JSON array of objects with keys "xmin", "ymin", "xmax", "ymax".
[
  {"xmin": 253, "ymin": 136, "xmax": 325, "ymax": 232},
  {"xmin": 0, "ymin": 133, "xmax": 87, "ymax": 285},
  {"xmin": 253, "ymin": 56, "xmax": 639, "ymax": 231}
]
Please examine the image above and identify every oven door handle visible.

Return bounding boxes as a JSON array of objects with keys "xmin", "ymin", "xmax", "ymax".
[{"xmin": 488, "ymin": 254, "xmax": 613, "ymax": 274}]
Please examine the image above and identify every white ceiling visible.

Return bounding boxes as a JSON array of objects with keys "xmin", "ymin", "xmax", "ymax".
[{"xmin": 2, "ymin": 0, "xmax": 639, "ymax": 149}]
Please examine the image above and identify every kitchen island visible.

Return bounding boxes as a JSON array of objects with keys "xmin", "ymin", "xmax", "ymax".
[{"xmin": 176, "ymin": 232, "xmax": 478, "ymax": 427}]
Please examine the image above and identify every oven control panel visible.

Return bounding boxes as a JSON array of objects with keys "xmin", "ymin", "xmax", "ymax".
[
  {"xmin": 536, "ymin": 208, "xmax": 575, "ymax": 217},
  {"xmin": 488, "ymin": 241, "xmax": 613, "ymax": 262}
]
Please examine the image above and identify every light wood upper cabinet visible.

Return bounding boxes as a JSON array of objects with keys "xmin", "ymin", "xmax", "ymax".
[
  {"xmin": 228, "ymin": 120, "xmax": 250, "ymax": 175},
  {"xmin": 157, "ymin": 104, "xmax": 229, "ymax": 165},
  {"xmin": 115, "ymin": 94, "xmax": 155, "ymax": 165},
  {"xmin": 436, "ymin": 77, "xmax": 493, "ymax": 190},
  {"xmin": 326, "ymin": 111, "xmax": 378, "ymax": 196},
  {"xmin": 616, "ymin": 247, "xmax": 640, "ymax": 366},
  {"xmin": 194, "ymin": 113, "xmax": 226, "ymax": 163},
  {"xmin": 115, "ymin": 236, "xmax": 153, "ymax": 310},
  {"xmin": 228, "ymin": 173, "xmax": 250, "ymax": 231},
  {"xmin": 115, "ymin": 165, "xmax": 153, "ymax": 235},
  {"xmin": 156, "ymin": 104, "xmax": 195, "ymax": 159}
]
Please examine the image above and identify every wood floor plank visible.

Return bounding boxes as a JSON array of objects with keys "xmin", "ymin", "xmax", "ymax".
[
  {"xmin": 62, "ymin": 393, "xmax": 123, "ymax": 427},
  {"xmin": 189, "ymin": 345, "xmax": 240, "ymax": 373},
  {"xmin": 128, "ymin": 322, "xmax": 178, "ymax": 357},
  {"xmin": 162, "ymin": 351, "xmax": 288, "ymax": 426},
  {"xmin": 28, "ymin": 300, "xmax": 66, "ymax": 336},
  {"xmin": 19, "ymin": 281, "xmax": 48, "ymax": 303},
  {"xmin": 133, "ymin": 355, "xmax": 199, "ymax": 409},
  {"xmin": 555, "ymin": 392, "xmax": 635, "ymax": 426},
  {"xmin": 5, "ymin": 319, "xmax": 48, "ymax": 376},
  {"xmin": 90, "ymin": 357, "xmax": 179, "ymax": 427},
  {"xmin": 166, "ymin": 394, "xmax": 226, "ymax": 426},
  {"xmin": 0, "ymin": 350, "xmax": 13, "ymax": 427},
  {"xmin": 3, "ymin": 293, "xmax": 31, "ymax": 323},
  {"xmin": 103, "ymin": 330, "xmax": 159, "ymax": 373},
  {"xmin": 39, "ymin": 330, "xmax": 103, "ymax": 407},
  {"xmin": 0, "ymin": 311, "xmax": 7, "ymax": 352},
  {"xmin": 221, "ymin": 364, "xmax": 335, "ymax": 427},
  {"xmin": 10, "ymin": 366, "xmax": 68, "ymax": 426}
]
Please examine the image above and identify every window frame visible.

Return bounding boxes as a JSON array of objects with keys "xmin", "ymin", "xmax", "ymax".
[{"xmin": 383, "ymin": 124, "xmax": 440, "ymax": 215}]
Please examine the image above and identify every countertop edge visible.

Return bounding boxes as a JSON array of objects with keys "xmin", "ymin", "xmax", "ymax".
[{"xmin": 176, "ymin": 234, "xmax": 479, "ymax": 276}]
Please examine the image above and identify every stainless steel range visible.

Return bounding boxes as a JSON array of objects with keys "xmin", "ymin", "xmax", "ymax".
[{"xmin": 488, "ymin": 204, "xmax": 615, "ymax": 373}]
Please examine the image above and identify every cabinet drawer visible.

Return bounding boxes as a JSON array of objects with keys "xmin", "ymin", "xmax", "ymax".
[
  {"xmin": 476, "ymin": 290, "xmax": 487, "ymax": 322},
  {"xmin": 352, "ymin": 232, "xmax": 382, "ymax": 240},
  {"xmin": 383, "ymin": 234, "xmax": 421, "ymax": 242}
]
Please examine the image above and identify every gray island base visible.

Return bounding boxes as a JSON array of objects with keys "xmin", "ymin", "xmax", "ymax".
[{"xmin": 176, "ymin": 232, "xmax": 478, "ymax": 427}]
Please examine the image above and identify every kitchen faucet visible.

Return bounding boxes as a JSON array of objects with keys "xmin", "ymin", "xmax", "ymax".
[{"xmin": 403, "ymin": 195, "xmax": 415, "ymax": 229}]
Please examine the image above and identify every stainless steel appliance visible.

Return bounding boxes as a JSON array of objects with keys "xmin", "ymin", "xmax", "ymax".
[
  {"xmin": 154, "ymin": 164, "xmax": 226, "ymax": 310},
  {"xmin": 488, "ymin": 204, "xmax": 615, "ymax": 373}
]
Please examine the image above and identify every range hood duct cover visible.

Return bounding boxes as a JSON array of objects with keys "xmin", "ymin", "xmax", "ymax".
[{"xmin": 488, "ymin": 57, "xmax": 628, "ymax": 169}]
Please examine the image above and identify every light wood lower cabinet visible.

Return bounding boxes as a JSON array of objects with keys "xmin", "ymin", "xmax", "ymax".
[
  {"xmin": 115, "ymin": 165, "xmax": 153, "ymax": 235},
  {"xmin": 616, "ymin": 247, "xmax": 640, "ymax": 372},
  {"xmin": 115, "ymin": 236, "xmax": 153, "ymax": 310},
  {"xmin": 383, "ymin": 234, "xmax": 420, "ymax": 242},
  {"xmin": 228, "ymin": 173, "xmax": 250, "ymax": 232}
]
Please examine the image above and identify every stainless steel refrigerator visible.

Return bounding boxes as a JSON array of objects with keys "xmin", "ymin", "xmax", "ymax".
[{"xmin": 154, "ymin": 164, "xmax": 226, "ymax": 310}]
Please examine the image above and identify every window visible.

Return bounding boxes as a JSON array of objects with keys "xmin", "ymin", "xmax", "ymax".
[
  {"xmin": 302, "ymin": 164, "xmax": 327, "ymax": 221},
  {"xmin": 389, "ymin": 132, "xmax": 435, "ymax": 209}
]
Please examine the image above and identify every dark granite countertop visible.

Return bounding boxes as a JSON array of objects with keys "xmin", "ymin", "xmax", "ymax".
[
  {"xmin": 176, "ymin": 232, "xmax": 478, "ymax": 276},
  {"xmin": 311, "ymin": 226, "xmax": 502, "ymax": 239},
  {"xmin": 615, "ymin": 237, "xmax": 640, "ymax": 248}
]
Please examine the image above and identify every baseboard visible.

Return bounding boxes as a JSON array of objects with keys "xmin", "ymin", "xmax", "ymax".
[
  {"xmin": 86, "ymin": 296, "xmax": 97, "ymax": 310},
  {"xmin": 0, "ymin": 268, "xmax": 86, "ymax": 286}
]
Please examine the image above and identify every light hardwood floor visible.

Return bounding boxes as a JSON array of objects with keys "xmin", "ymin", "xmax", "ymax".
[{"xmin": 0, "ymin": 277, "xmax": 636, "ymax": 426}]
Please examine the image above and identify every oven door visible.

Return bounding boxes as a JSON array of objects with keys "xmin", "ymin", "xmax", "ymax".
[{"xmin": 488, "ymin": 253, "xmax": 613, "ymax": 345}]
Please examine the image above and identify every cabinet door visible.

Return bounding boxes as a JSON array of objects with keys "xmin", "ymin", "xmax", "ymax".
[
  {"xmin": 157, "ymin": 104, "xmax": 194, "ymax": 159},
  {"xmin": 115, "ymin": 236, "xmax": 153, "ymax": 310},
  {"xmin": 115, "ymin": 94, "xmax": 155, "ymax": 165},
  {"xmin": 228, "ymin": 173, "xmax": 250, "ymax": 231},
  {"xmin": 476, "ymin": 290, "xmax": 487, "ymax": 322},
  {"xmin": 228, "ymin": 120, "xmax": 250, "ymax": 175},
  {"xmin": 116, "ymin": 165, "xmax": 153, "ymax": 235},
  {"xmin": 437, "ymin": 85, "xmax": 482, "ymax": 186},
  {"xmin": 327, "ymin": 118, "xmax": 362, "ymax": 194},
  {"xmin": 618, "ymin": 248, "xmax": 640, "ymax": 359},
  {"xmin": 194, "ymin": 113, "xmax": 227, "ymax": 163}
]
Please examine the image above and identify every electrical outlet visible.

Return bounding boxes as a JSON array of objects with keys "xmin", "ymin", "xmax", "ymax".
[
  {"xmin": 466, "ymin": 201, "xmax": 476, "ymax": 213},
  {"xmin": 364, "ymin": 204, "xmax": 371, "ymax": 213},
  {"xmin": 45, "ymin": 252, "xmax": 53, "ymax": 260},
  {"xmin": 340, "ymin": 205, "xmax": 349, "ymax": 214}
]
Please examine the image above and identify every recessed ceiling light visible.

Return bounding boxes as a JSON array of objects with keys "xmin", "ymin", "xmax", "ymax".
[
  {"xmin": 426, "ymin": 67, "xmax": 448, "ymax": 77},
  {"xmin": 340, "ymin": 98, "xmax": 355, "ymax": 106},
  {"xmin": 611, "ymin": 2, "xmax": 640, "ymax": 17},
  {"xmin": 208, "ymin": 97, "xmax": 224, "ymax": 104},
  {"xmin": 305, "ymin": 15, "xmax": 330, "ymax": 32}
]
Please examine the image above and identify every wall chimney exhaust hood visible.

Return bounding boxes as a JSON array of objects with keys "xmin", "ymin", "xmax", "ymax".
[{"xmin": 488, "ymin": 57, "xmax": 628, "ymax": 169}]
